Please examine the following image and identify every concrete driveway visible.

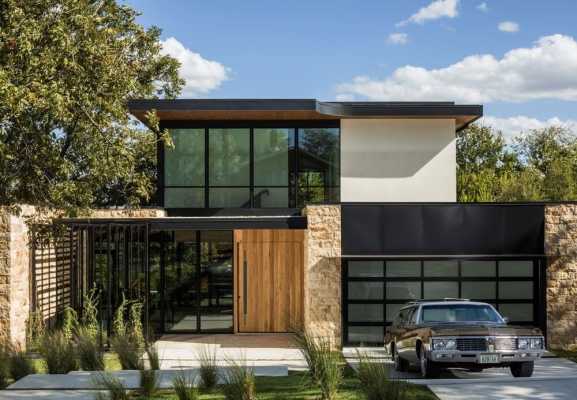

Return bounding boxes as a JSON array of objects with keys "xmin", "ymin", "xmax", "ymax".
[{"xmin": 345, "ymin": 348, "xmax": 577, "ymax": 400}]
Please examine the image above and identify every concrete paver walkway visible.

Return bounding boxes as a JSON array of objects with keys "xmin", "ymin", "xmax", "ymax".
[{"xmin": 155, "ymin": 333, "xmax": 307, "ymax": 369}]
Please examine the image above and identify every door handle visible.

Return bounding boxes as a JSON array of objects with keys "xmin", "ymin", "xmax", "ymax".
[{"xmin": 243, "ymin": 250, "xmax": 248, "ymax": 317}]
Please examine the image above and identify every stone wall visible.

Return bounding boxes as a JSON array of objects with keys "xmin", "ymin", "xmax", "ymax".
[
  {"xmin": 0, "ymin": 206, "xmax": 37, "ymax": 346},
  {"xmin": 303, "ymin": 205, "xmax": 342, "ymax": 347},
  {"xmin": 545, "ymin": 204, "xmax": 577, "ymax": 349}
]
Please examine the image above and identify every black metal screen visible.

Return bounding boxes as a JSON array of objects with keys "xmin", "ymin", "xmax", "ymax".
[{"xmin": 31, "ymin": 222, "xmax": 149, "ymax": 338}]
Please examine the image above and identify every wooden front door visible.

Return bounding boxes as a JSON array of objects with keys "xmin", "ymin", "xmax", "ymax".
[{"xmin": 235, "ymin": 230, "xmax": 304, "ymax": 333}]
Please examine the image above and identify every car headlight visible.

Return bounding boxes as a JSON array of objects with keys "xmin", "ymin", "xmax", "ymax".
[
  {"xmin": 529, "ymin": 337, "xmax": 544, "ymax": 350},
  {"xmin": 518, "ymin": 338, "xmax": 529, "ymax": 349},
  {"xmin": 518, "ymin": 337, "xmax": 543, "ymax": 350},
  {"xmin": 432, "ymin": 338, "xmax": 457, "ymax": 350}
]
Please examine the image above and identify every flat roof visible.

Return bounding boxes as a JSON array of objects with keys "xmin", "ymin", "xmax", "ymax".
[{"xmin": 128, "ymin": 99, "xmax": 483, "ymax": 131}]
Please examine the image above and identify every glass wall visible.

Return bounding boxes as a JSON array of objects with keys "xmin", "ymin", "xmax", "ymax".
[
  {"xmin": 164, "ymin": 129, "xmax": 205, "ymax": 208},
  {"xmin": 162, "ymin": 125, "xmax": 338, "ymax": 208},
  {"xmin": 148, "ymin": 230, "xmax": 234, "ymax": 334},
  {"xmin": 343, "ymin": 258, "xmax": 544, "ymax": 345}
]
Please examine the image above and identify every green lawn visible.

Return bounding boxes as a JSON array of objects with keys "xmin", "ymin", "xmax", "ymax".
[{"xmin": 131, "ymin": 370, "xmax": 438, "ymax": 400}]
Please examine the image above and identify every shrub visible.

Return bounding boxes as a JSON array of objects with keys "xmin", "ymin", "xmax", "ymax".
[
  {"xmin": 173, "ymin": 371, "xmax": 199, "ymax": 400},
  {"xmin": 8, "ymin": 344, "xmax": 36, "ymax": 380},
  {"xmin": 93, "ymin": 373, "xmax": 130, "ymax": 400},
  {"xmin": 145, "ymin": 343, "xmax": 160, "ymax": 370},
  {"xmin": 222, "ymin": 359, "xmax": 256, "ymax": 400},
  {"xmin": 356, "ymin": 350, "xmax": 406, "ymax": 400},
  {"xmin": 296, "ymin": 331, "xmax": 343, "ymax": 400},
  {"xmin": 39, "ymin": 330, "xmax": 78, "ymax": 374},
  {"xmin": 197, "ymin": 345, "xmax": 218, "ymax": 390},
  {"xmin": 77, "ymin": 326, "xmax": 105, "ymax": 371},
  {"xmin": 110, "ymin": 334, "xmax": 142, "ymax": 370}
]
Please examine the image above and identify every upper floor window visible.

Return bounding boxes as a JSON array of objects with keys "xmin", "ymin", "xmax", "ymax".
[{"xmin": 162, "ymin": 125, "xmax": 339, "ymax": 208}]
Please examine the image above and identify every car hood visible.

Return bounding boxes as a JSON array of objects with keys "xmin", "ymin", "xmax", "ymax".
[{"xmin": 427, "ymin": 324, "xmax": 542, "ymax": 336}]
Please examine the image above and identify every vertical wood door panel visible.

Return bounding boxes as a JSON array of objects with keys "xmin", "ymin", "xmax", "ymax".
[{"xmin": 235, "ymin": 230, "xmax": 304, "ymax": 333}]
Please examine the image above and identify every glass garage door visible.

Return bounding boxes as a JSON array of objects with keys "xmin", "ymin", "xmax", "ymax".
[{"xmin": 342, "ymin": 258, "xmax": 545, "ymax": 346}]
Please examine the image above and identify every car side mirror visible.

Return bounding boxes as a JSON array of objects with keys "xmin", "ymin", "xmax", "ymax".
[{"xmin": 503, "ymin": 317, "xmax": 510, "ymax": 324}]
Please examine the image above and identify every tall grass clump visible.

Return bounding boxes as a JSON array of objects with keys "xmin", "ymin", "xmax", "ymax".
[
  {"xmin": 110, "ymin": 297, "xmax": 145, "ymax": 370},
  {"xmin": 77, "ymin": 326, "xmax": 105, "ymax": 371},
  {"xmin": 296, "ymin": 331, "xmax": 343, "ymax": 400},
  {"xmin": 139, "ymin": 368, "xmax": 159, "ymax": 399},
  {"xmin": 222, "ymin": 359, "xmax": 256, "ymax": 400},
  {"xmin": 197, "ymin": 345, "xmax": 218, "ymax": 390},
  {"xmin": 111, "ymin": 334, "xmax": 142, "ymax": 370},
  {"xmin": 356, "ymin": 350, "xmax": 406, "ymax": 400},
  {"xmin": 145, "ymin": 343, "xmax": 160, "ymax": 370},
  {"xmin": 8, "ymin": 344, "xmax": 36, "ymax": 380},
  {"xmin": 26, "ymin": 308, "xmax": 45, "ymax": 351},
  {"xmin": 0, "ymin": 342, "xmax": 10, "ymax": 389},
  {"xmin": 93, "ymin": 373, "xmax": 130, "ymax": 400},
  {"xmin": 39, "ymin": 330, "xmax": 78, "ymax": 374},
  {"xmin": 173, "ymin": 371, "xmax": 199, "ymax": 400},
  {"xmin": 81, "ymin": 289, "xmax": 100, "ymax": 340},
  {"xmin": 61, "ymin": 306, "xmax": 78, "ymax": 341}
]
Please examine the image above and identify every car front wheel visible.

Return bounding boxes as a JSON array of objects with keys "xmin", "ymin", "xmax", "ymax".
[
  {"xmin": 419, "ymin": 350, "xmax": 441, "ymax": 378},
  {"xmin": 510, "ymin": 361, "xmax": 534, "ymax": 377},
  {"xmin": 392, "ymin": 345, "xmax": 409, "ymax": 372}
]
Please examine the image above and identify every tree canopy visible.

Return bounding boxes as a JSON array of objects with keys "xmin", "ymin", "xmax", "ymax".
[
  {"xmin": 457, "ymin": 124, "xmax": 577, "ymax": 202},
  {"xmin": 0, "ymin": 0, "xmax": 182, "ymax": 216}
]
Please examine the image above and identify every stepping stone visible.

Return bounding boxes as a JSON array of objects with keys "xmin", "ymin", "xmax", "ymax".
[
  {"xmin": 8, "ymin": 366, "xmax": 288, "ymax": 390},
  {"xmin": 0, "ymin": 390, "xmax": 104, "ymax": 400}
]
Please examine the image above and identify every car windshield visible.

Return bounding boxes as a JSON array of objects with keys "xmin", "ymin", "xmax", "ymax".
[{"xmin": 420, "ymin": 304, "xmax": 504, "ymax": 323}]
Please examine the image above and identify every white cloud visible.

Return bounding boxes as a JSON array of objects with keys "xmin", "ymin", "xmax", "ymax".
[
  {"xmin": 387, "ymin": 33, "xmax": 409, "ymax": 45},
  {"xmin": 336, "ymin": 34, "xmax": 577, "ymax": 103},
  {"xmin": 482, "ymin": 116, "xmax": 577, "ymax": 140},
  {"xmin": 477, "ymin": 2, "xmax": 489, "ymax": 12},
  {"xmin": 498, "ymin": 21, "xmax": 520, "ymax": 33},
  {"xmin": 160, "ymin": 37, "xmax": 230, "ymax": 97},
  {"xmin": 398, "ymin": 0, "xmax": 459, "ymax": 26}
]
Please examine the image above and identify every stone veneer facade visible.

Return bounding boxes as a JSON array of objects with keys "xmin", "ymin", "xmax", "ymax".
[
  {"xmin": 0, "ymin": 206, "xmax": 165, "ymax": 347},
  {"xmin": 303, "ymin": 205, "xmax": 342, "ymax": 346},
  {"xmin": 545, "ymin": 204, "xmax": 577, "ymax": 349}
]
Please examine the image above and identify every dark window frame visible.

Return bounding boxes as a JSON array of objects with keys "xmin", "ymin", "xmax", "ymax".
[
  {"xmin": 342, "ymin": 257, "xmax": 546, "ymax": 346},
  {"xmin": 158, "ymin": 120, "xmax": 340, "ymax": 211}
]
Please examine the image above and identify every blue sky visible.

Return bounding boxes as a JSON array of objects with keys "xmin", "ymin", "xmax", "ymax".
[{"xmin": 125, "ymin": 0, "xmax": 577, "ymax": 137}]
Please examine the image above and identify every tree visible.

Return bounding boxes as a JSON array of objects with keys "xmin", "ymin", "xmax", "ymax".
[
  {"xmin": 456, "ymin": 124, "xmax": 519, "ymax": 202},
  {"xmin": 0, "ymin": 0, "xmax": 183, "ymax": 216},
  {"xmin": 513, "ymin": 127, "xmax": 577, "ymax": 201}
]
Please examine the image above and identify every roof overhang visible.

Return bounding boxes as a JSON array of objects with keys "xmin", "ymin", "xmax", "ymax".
[{"xmin": 128, "ymin": 99, "xmax": 483, "ymax": 131}]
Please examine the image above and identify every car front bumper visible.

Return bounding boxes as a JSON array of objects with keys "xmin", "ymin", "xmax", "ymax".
[{"xmin": 429, "ymin": 350, "xmax": 545, "ymax": 364}]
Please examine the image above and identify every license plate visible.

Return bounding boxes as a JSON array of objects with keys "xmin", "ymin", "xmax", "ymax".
[{"xmin": 479, "ymin": 354, "xmax": 500, "ymax": 364}]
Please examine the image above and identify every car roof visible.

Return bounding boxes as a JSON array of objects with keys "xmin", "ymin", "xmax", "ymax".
[{"xmin": 399, "ymin": 300, "xmax": 493, "ymax": 310}]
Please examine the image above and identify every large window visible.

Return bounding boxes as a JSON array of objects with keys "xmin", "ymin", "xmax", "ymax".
[
  {"xmin": 343, "ymin": 258, "xmax": 544, "ymax": 345},
  {"xmin": 162, "ymin": 125, "xmax": 339, "ymax": 208}
]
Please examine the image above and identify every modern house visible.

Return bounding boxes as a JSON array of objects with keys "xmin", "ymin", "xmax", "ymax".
[{"xmin": 2, "ymin": 99, "xmax": 577, "ymax": 349}]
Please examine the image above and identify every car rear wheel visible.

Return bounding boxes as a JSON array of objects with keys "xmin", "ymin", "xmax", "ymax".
[
  {"xmin": 419, "ymin": 350, "xmax": 441, "ymax": 378},
  {"xmin": 392, "ymin": 345, "xmax": 409, "ymax": 372},
  {"xmin": 510, "ymin": 361, "xmax": 534, "ymax": 377}
]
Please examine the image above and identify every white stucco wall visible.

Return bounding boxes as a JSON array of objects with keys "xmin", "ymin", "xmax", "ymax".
[{"xmin": 340, "ymin": 119, "xmax": 456, "ymax": 202}]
